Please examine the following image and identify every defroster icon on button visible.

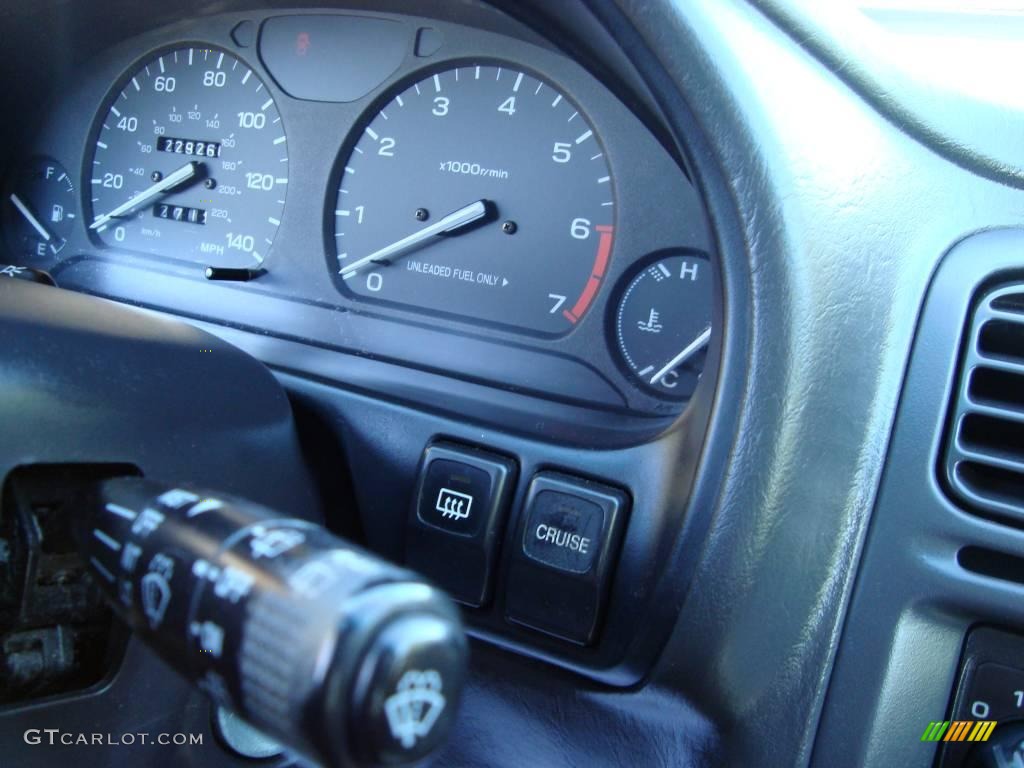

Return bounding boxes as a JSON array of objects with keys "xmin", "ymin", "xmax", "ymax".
[{"xmin": 435, "ymin": 488, "xmax": 473, "ymax": 520}]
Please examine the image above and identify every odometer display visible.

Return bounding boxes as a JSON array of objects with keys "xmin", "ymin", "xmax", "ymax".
[
  {"xmin": 331, "ymin": 64, "xmax": 615, "ymax": 335},
  {"xmin": 88, "ymin": 47, "xmax": 287, "ymax": 268},
  {"xmin": 157, "ymin": 136, "xmax": 221, "ymax": 158}
]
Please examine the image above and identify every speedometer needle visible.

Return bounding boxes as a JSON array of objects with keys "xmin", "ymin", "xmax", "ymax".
[
  {"xmin": 339, "ymin": 199, "xmax": 491, "ymax": 279},
  {"xmin": 90, "ymin": 161, "xmax": 200, "ymax": 231},
  {"xmin": 10, "ymin": 193, "xmax": 56, "ymax": 243},
  {"xmin": 651, "ymin": 326, "xmax": 711, "ymax": 385}
]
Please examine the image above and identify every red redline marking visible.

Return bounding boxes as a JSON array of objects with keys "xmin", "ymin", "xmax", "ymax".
[
  {"xmin": 566, "ymin": 226, "xmax": 614, "ymax": 322},
  {"xmin": 592, "ymin": 228, "xmax": 613, "ymax": 279},
  {"xmin": 569, "ymin": 277, "xmax": 601, "ymax": 320}
]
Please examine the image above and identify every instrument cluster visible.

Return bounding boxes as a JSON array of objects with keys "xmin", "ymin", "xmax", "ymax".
[{"xmin": 1, "ymin": 8, "xmax": 717, "ymax": 423}]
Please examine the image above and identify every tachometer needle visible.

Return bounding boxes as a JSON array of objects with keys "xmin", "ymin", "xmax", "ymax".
[
  {"xmin": 90, "ymin": 161, "xmax": 200, "ymax": 231},
  {"xmin": 650, "ymin": 326, "xmax": 712, "ymax": 385},
  {"xmin": 340, "ymin": 199, "xmax": 491, "ymax": 279},
  {"xmin": 10, "ymin": 193, "xmax": 55, "ymax": 243}
]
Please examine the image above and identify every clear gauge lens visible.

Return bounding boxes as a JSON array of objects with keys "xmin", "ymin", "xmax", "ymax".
[
  {"xmin": 615, "ymin": 253, "xmax": 713, "ymax": 399},
  {"xmin": 87, "ymin": 46, "xmax": 287, "ymax": 269},
  {"xmin": 3, "ymin": 158, "xmax": 76, "ymax": 260},
  {"xmin": 332, "ymin": 63, "xmax": 615, "ymax": 336}
]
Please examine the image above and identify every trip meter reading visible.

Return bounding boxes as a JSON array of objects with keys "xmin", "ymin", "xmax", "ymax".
[
  {"xmin": 87, "ymin": 46, "xmax": 287, "ymax": 269},
  {"xmin": 331, "ymin": 64, "xmax": 615, "ymax": 336},
  {"xmin": 615, "ymin": 253, "xmax": 713, "ymax": 399}
]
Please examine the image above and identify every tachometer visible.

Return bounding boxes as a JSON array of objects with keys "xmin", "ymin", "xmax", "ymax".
[
  {"xmin": 331, "ymin": 63, "xmax": 615, "ymax": 336},
  {"xmin": 87, "ymin": 46, "xmax": 287, "ymax": 269}
]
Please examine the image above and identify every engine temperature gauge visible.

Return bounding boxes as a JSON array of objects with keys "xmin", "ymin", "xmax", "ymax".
[
  {"xmin": 614, "ymin": 252, "xmax": 713, "ymax": 398},
  {"xmin": 3, "ymin": 157, "xmax": 76, "ymax": 261}
]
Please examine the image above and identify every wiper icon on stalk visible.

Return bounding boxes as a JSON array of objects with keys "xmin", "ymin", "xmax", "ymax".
[
  {"xmin": 384, "ymin": 669, "xmax": 446, "ymax": 750},
  {"xmin": 435, "ymin": 488, "xmax": 473, "ymax": 520}
]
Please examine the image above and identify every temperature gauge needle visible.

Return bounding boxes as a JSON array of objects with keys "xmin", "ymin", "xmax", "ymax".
[
  {"xmin": 10, "ymin": 193, "xmax": 56, "ymax": 243},
  {"xmin": 340, "ymin": 199, "xmax": 491, "ymax": 278},
  {"xmin": 90, "ymin": 161, "xmax": 200, "ymax": 231},
  {"xmin": 651, "ymin": 326, "xmax": 711, "ymax": 385}
]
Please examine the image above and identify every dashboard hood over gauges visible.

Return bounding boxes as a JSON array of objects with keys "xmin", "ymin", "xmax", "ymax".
[{"xmin": 3, "ymin": 6, "xmax": 719, "ymax": 436}]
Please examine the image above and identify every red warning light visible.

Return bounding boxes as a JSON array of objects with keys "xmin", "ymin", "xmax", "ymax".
[{"xmin": 296, "ymin": 32, "xmax": 311, "ymax": 57}]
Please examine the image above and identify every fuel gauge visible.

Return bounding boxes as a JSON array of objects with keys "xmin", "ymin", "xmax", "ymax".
[
  {"xmin": 3, "ymin": 157, "xmax": 76, "ymax": 260},
  {"xmin": 614, "ymin": 252, "xmax": 713, "ymax": 399}
]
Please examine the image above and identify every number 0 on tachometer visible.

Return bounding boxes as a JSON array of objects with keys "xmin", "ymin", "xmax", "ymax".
[{"xmin": 331, "ymin": 63, "xmax": 615, "ymax": 336}]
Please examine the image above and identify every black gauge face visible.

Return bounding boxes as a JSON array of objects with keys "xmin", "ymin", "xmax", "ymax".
[
  {"xmin": 331, "ymin": 63, "xmax": 615, "ymax": 336},
  {"xmin": 3, "ymin": 158, "xmax": 76, "ymax": 260},
  {"xmin": 87, "ymin": 46, "xmax": 288, "ymax": 268},
  {"xmin": 615, "ymin": 253, "xmax": 713, "ymax": 398}
]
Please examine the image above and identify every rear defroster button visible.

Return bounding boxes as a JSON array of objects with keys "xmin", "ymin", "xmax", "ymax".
[
  {"xmin": 417, "ymin": 458, "xmax": 491, "ymax": 536},
  {"xmin": 435, "ymin": 487, "xmax": 473, "ymax": 522},
  {"xmin": 406, "ymin": 443, "xmax": 516, "ymax": 607}
]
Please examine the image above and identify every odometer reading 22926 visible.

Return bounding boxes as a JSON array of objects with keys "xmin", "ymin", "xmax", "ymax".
[
  {"xmin": 88, "ymin": 46, "xmax": 287, "ymax": 268},
  {"xmin": 333, "ymin": 64, "xmax": 615, "ymax": 335}
]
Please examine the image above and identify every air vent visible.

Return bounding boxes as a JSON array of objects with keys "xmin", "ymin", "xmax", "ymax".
[{"xmin": 944, "ymin": 283, "xmax": 1024, "ymax": 524}]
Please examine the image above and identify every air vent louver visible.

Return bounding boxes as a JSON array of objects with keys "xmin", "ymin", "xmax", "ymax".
[{"xmin": 944, "ymin": 283, "xmax": 1024, "ymax": 524}]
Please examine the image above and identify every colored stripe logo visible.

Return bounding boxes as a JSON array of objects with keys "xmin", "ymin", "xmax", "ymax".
[{"xmin": 921, "ymin": 721, "xmax": 998, "ymax": 742}]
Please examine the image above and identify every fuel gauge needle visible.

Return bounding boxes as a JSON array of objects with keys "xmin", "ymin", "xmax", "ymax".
[
  {"xmin": 90, "ymin": 161, "xmax": 200, "ymax": 231},
  {"xmin": 340, "ymin": 199, "xmax": 491, "ymax": 279},
  {"xmin": 651, "ymin": 326, "xmax": 711, "ymax": 385},
  {"xmin": 10, "ymin": 193, "xmax": 56, "ymax": 243}
]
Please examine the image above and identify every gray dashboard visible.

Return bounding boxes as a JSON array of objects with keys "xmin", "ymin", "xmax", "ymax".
[{"xmin": 1, "ymin": 0, "xmax": 1023, "ymax": 767}]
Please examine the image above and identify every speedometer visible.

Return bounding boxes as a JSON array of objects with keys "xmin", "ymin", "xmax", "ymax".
[
  {"xmin": 87, "ymin": 46, "xmax": 287, "ymax": 269},
  {"xmin": 330, "ymin": 63, "xmax": 615, "ymax": 336}
]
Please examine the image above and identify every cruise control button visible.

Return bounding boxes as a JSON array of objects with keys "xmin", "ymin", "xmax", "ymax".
[
  {"xmin": 523, "ymin": 491, "xmax": 604, "ymax": 574},
  {"xmin": 406, "ymin": 443, "xmax": 516, "ymax": 607},
  {"xmin": 505, "ymin": 473, "xmax": 628, "ymax": 645}
]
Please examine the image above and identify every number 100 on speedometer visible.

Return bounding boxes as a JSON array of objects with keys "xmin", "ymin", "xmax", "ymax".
[{"xmin": 88, "ymin": 46, "xmax": 288, "ymax": 269}]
